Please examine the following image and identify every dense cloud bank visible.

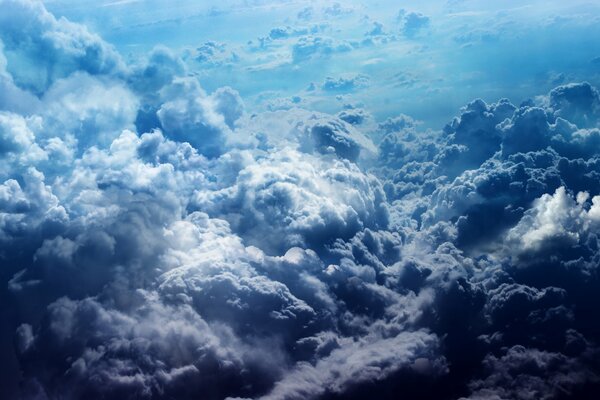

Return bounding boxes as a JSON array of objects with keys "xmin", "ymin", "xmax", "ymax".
[{"xmin": 1, "ymin": 1, "xmax": 600, "ymax": 399}]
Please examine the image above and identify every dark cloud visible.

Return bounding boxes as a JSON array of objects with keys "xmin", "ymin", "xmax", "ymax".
[
  {"xmin": 463, "ymin": 345, "xmax": 600, "ymax": 400},
  {"xmin": 337, "ymin": 107, "xmax": 371, "ymax": 126},
  {"xmin": 547, "ymin": 82, "xmax": 600, "ymax": 128}
]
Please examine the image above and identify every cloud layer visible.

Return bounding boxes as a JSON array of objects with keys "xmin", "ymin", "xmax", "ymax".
[{"xmin": 1, "ymin": 1, "xmax": 600, "ymax": 399}]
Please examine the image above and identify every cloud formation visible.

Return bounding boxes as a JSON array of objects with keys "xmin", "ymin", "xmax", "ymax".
[
  {"xmin": 1, "ymin": 1, "xmax": 600, "ymax": 400},
  {"xmin": 397, "ymin": 9, "xmax": 430, "ymax": 38}
]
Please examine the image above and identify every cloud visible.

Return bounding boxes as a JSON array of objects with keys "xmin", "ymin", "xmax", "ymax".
[
  {"xmin": 291, "ymin": 36, "xmax": 353, "ymax": 63},
  {"xmin": 156, "ymin": 78, "xmax": 244, "ymax": 157},
  {"xmin": 379, "ymin": 114, "xmax": 420, "ymax": 134},
  {"xmin": 323, "ymin": 3, "xmax": 354, "ymax": 17},
  {"xmin": 192, "ymin": 147, "xmax": 388, "ymax": 254},
  {"xmin": 191, "ymin": 41, "xmax": 239, "ymax": 67},
  {"xmin": 260, "ymin": 331, "xmax": 444, "ymax": 400},
  {"xmin": 0, "ymin": 112, "xmax": 46, "ymax": 171},
  {"xmin": 397, "ymin": 10, "xmax": 431, "ymax": 38},
  {"xmin": 42, "ymin": 73, "xmax": 139, "ymax": 151},
  {"xmin": 337, "ymin": 107, "xmax": 371, "ymax": 126},
  {"xmin": 2, "ymin": 1, "xmax": 600, "ymax": 399},
  {"xmin": 297, "ymin": 7, "xmax": 313, "ymax": 21},
  {"xmin": 0, "ymin": 0, "xmax": 124, "ymax": 94},
  {"xmin": 129, "ymin": 46, "xmax": 186, "ymax": 97},
  {"xmin": 230, "ymin": 108, "xmax": 376, "ymax": 161},
  {"xmin": 17, "ymin": 293, "xmax": 284, "ymax": 399},
  {"xmin": 463, "ymin": 345, "xmax": 600, "ymax": 400},
  {"xmin": 547, "ymin": 82, "xmax": 600, "ymax": 128},
  {"xmin": 506, "ymin": 187, "xmax": 589, "ymax": 253},
  {"xmin": 441, "ymin": 98, "xmax": 515, "ymax": 175},
  {"xmin": 366, "ymin": 22, "xmax": 385, "ymax": 37},
  {"xmin": 321, "ymin": 74, "xmax": 370, "ymax": 92},
  {"xmin": 0, "ymin": 41, "xmax": 42, "ymax": 114}
]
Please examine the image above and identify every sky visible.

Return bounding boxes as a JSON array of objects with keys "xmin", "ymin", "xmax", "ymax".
[
  {"xmin": 2, "ymin": 0, "xmax": 600, "ymax": 399},
  {"xmin": 41, "ymin": 0, "xmax": 600, "ymax": 126}
]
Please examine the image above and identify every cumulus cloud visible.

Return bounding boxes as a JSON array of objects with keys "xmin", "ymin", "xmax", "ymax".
[
  {"xmin": 191, "ymin": 41, "xmax": 239, "ymax": 67},
  {"xmin": 463, "ymin": 346, "xmax": 599, "ymax": 400},
  {"xmin": 547, "ymin": 82, "xmax": 600, "ymax": 128},
  {"xmin": 2, "ymin": 1, "xmax": 600, "ymax": 400},
  {"xmin": 192, "ymin": 148, "xmax": 388, "ymax": 254},
  {"xmin": 156, "ymin": 78, "xmax": 243, "ymax": 157},
  {"xmin": 291, "ymin": 36, "xmax": 353, "ymax": 63},
  {"xmin": 397, "ymin": 9, "xmax": 431, "ymax": 38},
  {"xmin": 323, "ymin": 3, "xmax": 354, "ymax": 17},
  {"xmin": 260, "ymin": 331, "xmax": 444, "ymax": 400},
  {"xmin": 42, "ymin": 73, "xmax": 139, "ymax": 151},
  {"xmin": 0, "ymin": 0, "xmax": 124, "ymax": 94},
  {"xmin": 506, "ymin": 187, "xmax": 588, "ymax": 252},
  {"xmin": 337, "ymin": 107, "xmax": 371, "ymax": 126},
  {"xmin": 321, "ymin": 74, "xmax": 370, "ymax": 92}
]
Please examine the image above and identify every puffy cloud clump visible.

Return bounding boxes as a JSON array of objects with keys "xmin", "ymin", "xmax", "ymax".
[
  {"xmin": 42, "ymin": 73, "xmax": 139, "ymax": 151},
  {"xmin": 232, "ymin": 109, "xmax": 377, "ymax": 162},
  {"xmin": 3, "ymin": 1, "xmax": 600, "ymax": 400},
  {"xmin": 17, "ymin": 293, "xmax": 281, "ymax": 400},
  {"xmin": 547, "ymin": 82, "xmax": 600, "ymax": 128},
  {"xmin": 260, "ymin": 330, "xmax": 444, "ymax": 400},
  {"xmin": 337, "ymin": 107, "xmax": 371, "ymax": 126},
  {"xmin": 321, "ymin": 74, "xmax": 370, "ymax": 92},
  {"xmin": 0, "ymin": 112, "xmax": 46, "ymax": 172},
  {"xmin": 192, "ymin": 41, "xmax": 239, "ymax": 67},
  {"xmin": 193, "ymin": 148, "xmax": 388, "ymax": 254},
  {"xmin": 156, "ymin": 78, "xmax": 244, "ymax": 158},
  {"xmin": 0, "ymin": 0, "xmax": 124, "ymax": 94},
  {"xmin": 291, "ymin": 36, "xmax": 353, "ymax": 62},
  {"xmin": 397, "ymin": 9, "xmax": 430, "ymax": 38},
  {"xmin": 463, "ymin": 345, "xmax": 600, "ymax": 400},
  {"xmin": 506, "ymin": 186, "xmax": 595, "ymax": 253},
  {"xmin": 300, "ymin": 115, "xmax": 377, "ymax": 161}
]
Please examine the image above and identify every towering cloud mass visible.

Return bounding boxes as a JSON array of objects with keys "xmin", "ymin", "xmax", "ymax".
[{"xmin": 1, "ymin": 1, "xmax": 600, "ymax": 399}]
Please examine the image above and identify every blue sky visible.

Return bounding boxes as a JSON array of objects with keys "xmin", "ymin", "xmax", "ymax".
[{"xmin": 42, "ymin": 0, "xmax": 600, "ymax": 127}]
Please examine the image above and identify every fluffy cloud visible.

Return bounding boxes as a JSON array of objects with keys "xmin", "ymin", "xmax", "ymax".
[
  {"xmin": 17, "ymin": 293, "xmax": 282, "ymax": 400},
  {"xmin": 291, "ymin": 36, "xmax": 353, "ymax": 63},
  {"xmin": 192, "ymin": 148, "xmax": 388, "ymax": 254},
  {"xmin": 0, "ymin": 112, "xmax": 46, "ymax": 172},
  {"xmin": 547, "ymin": 82, "xmax": 600, "ymax": 128},
  {"xmin": 2, "ymin": 1, "xmax": 600, "ymax": 400},
  {"xmin": 41, "ymin": 73, "xmax": 139, "ymax": 151},
  {"xmin": 260, "ymin": 331, "xmax": 444, "ymax": 400},
  {"xmin": 337, "ymin": 107, "xmax": 371, "ymax": 126},
  {"xmin": 156, "ymin": 78, "xmax": 243, "ymax": 157},
  {"xmin": 506, "ymin": 187, "xmax": 589, "ymax": 253},
  {"xmin": 0, "ymin": 0, "xmax": 124, "ymax": 94},
  {"xmin": 463, "ymin": 346, "xmax": 599, "ymax": 400},
  {"xmin": 192, "ymin": 41, "xmax": 239, "ymax": 67},
  {"xmin": 397, "ymin": 10, "xmax": 430, "ymax": 38},
  {"xmin": 321, "ymin": 74, "xmax": 370, "ymax": 92}
]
